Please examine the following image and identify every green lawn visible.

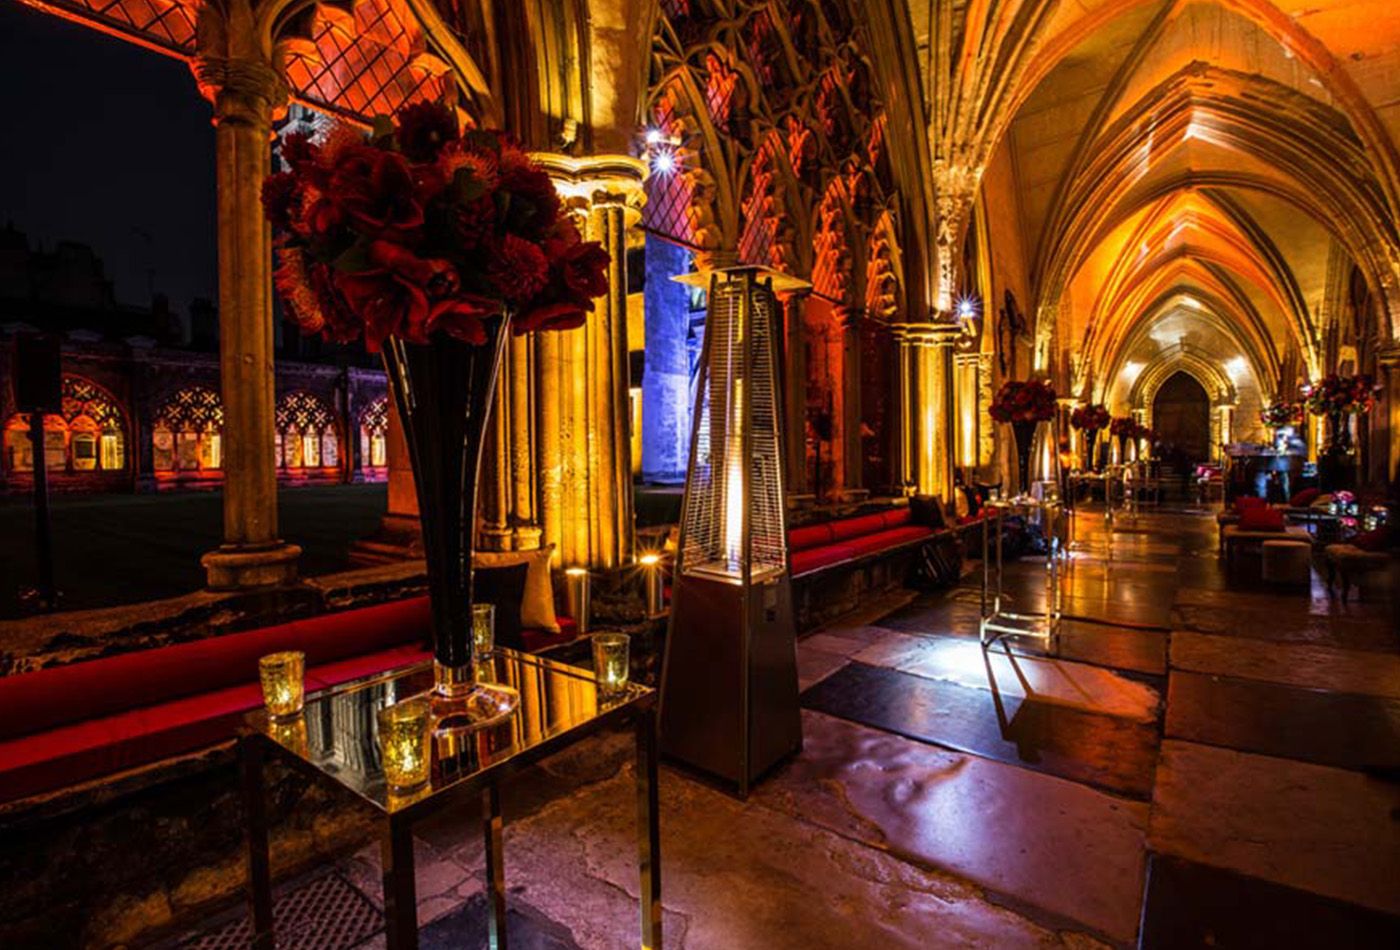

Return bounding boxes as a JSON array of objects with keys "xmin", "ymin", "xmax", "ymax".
[{"xmin": 0, "ymin": 484, "xmax": 388, "ymax": 618}]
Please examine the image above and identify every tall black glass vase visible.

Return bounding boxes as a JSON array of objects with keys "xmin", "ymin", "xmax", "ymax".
[
  {"xmin": 381, "ymin": 315, "xmax": 508, "ymax": 697},
  {"xmin": 1012, "ymin": 420, "xmax": 1036, "ymax": 498}
]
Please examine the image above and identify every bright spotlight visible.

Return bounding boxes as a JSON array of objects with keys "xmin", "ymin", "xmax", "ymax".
[
  {"xmin": 644, "ymin": 127, "xmax": 665, "ymax": 146},
  {"xmin": 651, "ymin": 148, "xmax": 676, "ymax": 174},
  {"xmin": 955, "ymin": 294, "xmax": 980, "ymax": 321}
]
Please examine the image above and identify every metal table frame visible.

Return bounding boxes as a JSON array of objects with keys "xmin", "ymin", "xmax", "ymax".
[
  {"xmin": 979, "ymin": 498, "xmax": 1064, "ymax": 647},
  {"xmin": 239, "ymin": 653, "xmax": 662, "ymax": 950}
]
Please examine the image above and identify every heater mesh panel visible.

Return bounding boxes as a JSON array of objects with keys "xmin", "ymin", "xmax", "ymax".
[{"xmin": 680, "ymin": 275, "xmax": 787, "ymax": 580}]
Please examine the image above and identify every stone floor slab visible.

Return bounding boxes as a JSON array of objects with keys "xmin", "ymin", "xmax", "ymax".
[
  {"xmin": 1140, "ymin": 853, "xmax": 1400, "ymax": 950},
  {"xmin": 755, "ymin": 711, "xmax": 1148, "ymax": 944},
  {"xmin": 849, "ymin": 632, "xmax": 1161, "ymax": 722},
  {"xmin": 1171, "ymin": 631, "xmax": 1400, "ymax": 698},
  {"xmin": 803, "ymin": 661, "xmax": 1159, "ymax": 798},
  {"xmin": 1149, "ymin": 740, "xmax": 1400, "ymax": 915},
  {"xmin": 1165, "ymin": 671, "xmax": 1400, "ymax": 771}
]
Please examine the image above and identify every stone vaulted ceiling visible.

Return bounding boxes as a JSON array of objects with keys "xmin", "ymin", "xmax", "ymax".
[{"xmin": 905, "ymin": 0, "xmax": 1400, "ymax": 427}]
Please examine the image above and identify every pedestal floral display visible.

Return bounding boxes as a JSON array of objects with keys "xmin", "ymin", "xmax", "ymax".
[
  {"xmin": 264, "ymin": 103, "xmax": 609, "ymax": 726},
  {"xmin": 1260, "ymin": 401, "xmax": 1303, "ymax": 451},
  {"xmin": 1110, "ymin": 416, "xmax": 1137, "ymax": 464},
  {"xmin": 1070, "ymin": 403, "xmax": 1110, "ymax": 471},
  {"xmin": 1303, "ymin": 374, "xmax": 1378, "ymax": 492},
  {"xmin": 990, "ymin": 379, "xmax": 1058, "ymax": 498}
]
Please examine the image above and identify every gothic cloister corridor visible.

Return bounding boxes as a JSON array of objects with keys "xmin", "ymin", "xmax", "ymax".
[{"xmin": 157, "ymin": 507, "xmax": 1398, "ymax": 949}]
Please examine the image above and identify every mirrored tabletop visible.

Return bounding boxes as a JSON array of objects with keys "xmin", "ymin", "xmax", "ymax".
[{"xmin": 242, "ymin": 648, "xmax": 652, "ymax": 815}]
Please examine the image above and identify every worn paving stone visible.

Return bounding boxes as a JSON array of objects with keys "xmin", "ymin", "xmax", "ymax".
[
  {"xmin": 1165, "ymin": 671, "xmax": 1400, "ymax": 772},
  {"xmin": 1149, "ymin": 740, "xmax": 1400, "ymax": 915},
  {"xmin": 499, "ymin": 745, "xmax": 1095, "ymax": 949},
  {"xmin": 796, "ymin": 643, "xmax": 850, "ymax": 691},
  {"xmin": 1171, "ymin": 604, "xmax": 1400, "ymax": 653},
  {"xmin": 753, "ymin": 711, "xmax": 1148, "ymax": 945},
  {"xmin": 1139, "ymin": 853, "xmax": 1400, "ymax": 950},
  {"xmin": 849, "ymin": 631, "xmax": 1161, "ymax": 722},
  {"xmin": 803, "ymin": 662, "xmax": 1160, "ymax": 799},
  {"xmin": 1170, "ymin": 631, "xmax": 1400, "ymax": 699}
]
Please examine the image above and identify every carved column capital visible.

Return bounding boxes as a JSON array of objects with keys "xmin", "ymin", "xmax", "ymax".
[
  {"xmin": 194, "ymin": 55, "xmax": 288, "ymax": 127},
  {"xmin": 533, "ymin": 153, "xmax": 647, "ymax": 225}
]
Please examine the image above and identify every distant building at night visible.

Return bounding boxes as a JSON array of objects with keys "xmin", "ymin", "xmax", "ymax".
[{"xmin": 0, "ymin": 223, "xmax": 388, "ymax": 494}]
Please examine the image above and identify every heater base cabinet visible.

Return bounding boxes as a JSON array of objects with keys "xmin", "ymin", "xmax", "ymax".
[{"xmin": 660, "ymin": 573, "xmax": 802, "ymax": 796}]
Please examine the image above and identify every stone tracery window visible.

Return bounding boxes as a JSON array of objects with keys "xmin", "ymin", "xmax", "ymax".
[
  {"xmin": 359, "ymin": 396, "xmax": 389, "ymax": 469},
  {"xmin": 276, "ymin": 390, "xmax": 339, "ymax": 471},
  {"xmin": 153, "ymin": 386, "xmax": 224, "ymax": 474},
  {"xmin": 1, "ymin": 376, "xmax": 127, "ymax": 474}
]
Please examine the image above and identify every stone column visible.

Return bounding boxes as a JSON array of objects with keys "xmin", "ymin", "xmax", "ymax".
[
  {"xmin": 840, "ymin": 307, "xmax": 864, "ymax": 495},
  {"xmin": 194, "ymin": 36, "xmax": 300, "ymax": 589},
  {"xmin": 899, "ymin": 322, "xmax": 961, "ymax": 502},
  {"xmin": 533, "ymin": 154, "xmax": 645, "ymax": 569},
  {"xmin": 781, "ymin": 290, "xmax": 811, "ymax": 498}
]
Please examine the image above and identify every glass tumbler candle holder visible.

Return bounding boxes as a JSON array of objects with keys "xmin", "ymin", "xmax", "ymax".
[
  {"xmin": 471, "ymin": 603, "xmax": 495, "ymax": 660},
  {"xmin": 591, "ymin": 632, "xmax": 630, "ymax": 698},
  {"xmin": 378, "ymin": 696, "xmax": 432, "ymax": 792},
  {"xmin": 258, "ymin": 651, "xmax": 305, "ymax": 721}
]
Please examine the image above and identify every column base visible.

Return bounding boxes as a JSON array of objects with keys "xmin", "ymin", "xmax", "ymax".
[{"xmin": 202, "ymin": 541, "xmax": 302, "ymax": 591}]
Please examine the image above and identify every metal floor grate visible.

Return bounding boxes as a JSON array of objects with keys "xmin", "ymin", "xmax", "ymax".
[{"xmin": 180, "ymin": 872, "xmax": 381, "ymax": 950}]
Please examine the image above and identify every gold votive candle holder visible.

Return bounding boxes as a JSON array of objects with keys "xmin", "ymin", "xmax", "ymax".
[
  {"xmin": 471, "ymin": 603, "xmax": 495, "ymax": 659},
  {"xmin": 566, "ymin": 567, "xmax": 592, "ymax": 633},
  {"xmin": 639, "ymin": 553, "xmax": 665, "ymax": 618},
  {"xmin": 258, "ymin": 651, "xmax": 305, "ymax": 721},
  {"xmin": 378, "ymin": 696, "xmax": 432, "ymax": 792},
  {"xmin": 591, "ymin": 632, "xmax": 630, "ymax": 697}
]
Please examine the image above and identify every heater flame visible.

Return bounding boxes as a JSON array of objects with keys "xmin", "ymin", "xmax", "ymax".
[{"xmin": 723, "ymin": 376, "xmax": 745, "ymax": 574}]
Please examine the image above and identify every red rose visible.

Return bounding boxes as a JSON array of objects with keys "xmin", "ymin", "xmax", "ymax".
[
  {"xmin": 333, "ymin": 268, "xmax": 430, "ymax": 351},
  {"xmin": 452, "ymin": 194, "xmax": 498, "ymax": 251},
  {"xmin": 514, "ymin": 301, "xmax": 587, "ymax": 335},
  {"xmin": 328, "ymin": 145, "xmax": 423, "ymax": 239},
  {"xmin": 487, "ymin": 233, "xmax": 550, "ymax": 305}
]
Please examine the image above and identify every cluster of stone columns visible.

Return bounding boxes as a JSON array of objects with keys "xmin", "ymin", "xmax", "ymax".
[{"xmin": 893, "ymin": 322, "xmax": 962, "ymax": 501}]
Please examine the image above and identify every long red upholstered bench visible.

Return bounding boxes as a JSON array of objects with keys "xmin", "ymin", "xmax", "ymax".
[
  {"xmin": 788, "ymin": 507, "xmax": 938, "ymax": 578},
  {"xmin": 0, "ymin": 596, "xmax": 576, "ymax": 805}
]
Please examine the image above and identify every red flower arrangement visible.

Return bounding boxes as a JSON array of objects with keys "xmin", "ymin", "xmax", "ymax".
[
  {"xmin": 1259, "ymin": 401, "xmax": 1304, "ymax": 428},
  {"xmin": 263, "ymin": 102, "xmax": 608, "ymax": 351},
  {"xmin": 989, "ymin": 379, "xmax": 1058, "ymax": 424},
  {"xmin": 1070, "ymin": 404, "xmax": 1110, "ymax": 431},
  {"xmin": 1301, "ymin": 374, "xmax": 1378, "ymax": 416},
  {"xmin": 1109, "ymin": 416, "xmax": 1137, "ymax": 438}
]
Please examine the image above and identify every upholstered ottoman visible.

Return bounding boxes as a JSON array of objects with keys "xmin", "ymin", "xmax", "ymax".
[
  {"xmin": 1324, "ymin": 543, "xmax": 1392, "ymax": 602},
  {"xmin": 1262, "ymin": 539, "xmax": 1311, "ymax": 586}
]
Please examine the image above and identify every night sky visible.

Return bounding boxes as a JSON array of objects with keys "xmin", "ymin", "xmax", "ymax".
[{"xmin": 0, "ymin": 1, "xmax": 218, "ymax": 312}]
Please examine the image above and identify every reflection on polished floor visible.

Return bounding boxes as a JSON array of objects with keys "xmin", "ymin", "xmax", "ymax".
[{"xmin": 179, "ymin": 508, "xmax": 1398, "ymax": 949}]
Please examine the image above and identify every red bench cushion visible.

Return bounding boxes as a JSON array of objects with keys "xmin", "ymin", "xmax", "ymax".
[
  {"xmin": 0, "ymin": 597, "xmax": 432, "ymax": 743},
  {"xmin": 789, "ymin": 523, "xmax": 835, "ymax": 551},
  {"xmin": 843, "ymin": 525, "xmax": 934, "ymax": 558},
  {"xmin": 829, "ymin": 513, "xmax": 890, "ymax": 542},
  {"xmin": 791, "ymin": 544, "xmax": 859, "ymax": 577}
]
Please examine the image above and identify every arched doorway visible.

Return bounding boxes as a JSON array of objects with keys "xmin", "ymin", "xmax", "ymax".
[{"xmin": 1152, "ymin": 372, "xmax": 1212, "ymax": 465}]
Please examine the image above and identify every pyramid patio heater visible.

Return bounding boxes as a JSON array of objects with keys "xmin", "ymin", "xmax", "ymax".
[{"xmin": 660, "ymin": 266, "xmax": 805, "ymax": 797}]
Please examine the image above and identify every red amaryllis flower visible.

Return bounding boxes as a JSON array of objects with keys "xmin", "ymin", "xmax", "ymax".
[
  {"xmin": 307, "ymin": 262, "xmax": 360, "ymax": 343},
  {"xmin": 557, "ymin": 241, "xmax": 610, "ymax": 303},
  {"xmin": 328, "ymin": 146, "xmax": 423, "ymax": 239},
  {"xmin": 488, "ymin": 233, "xmax": 550, "ymax": 304},
  {"xmin": 426, "ymin": 296, "xmax": 496, "ymax": 345},
  {"xmin": 366, "ymin": 241, "xmax": 459, "ymax": 299},
  {"xmin": 395, "ymin": 101, "xmax": 458, "ymax": 162},
  {"xmin": 280, "ymin": 132, "xmax": 319, "ymax": 171},
  {"xmin": 452, "ymin": 195, "xmax": 498, "ymax": 251},
  {"xmin": 333, "ymin": 268, "xmax": 430, "ymax": 351},
  {"xmin": 515, "ymin": 300, "xmax": 588, "ymax": 335}
]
